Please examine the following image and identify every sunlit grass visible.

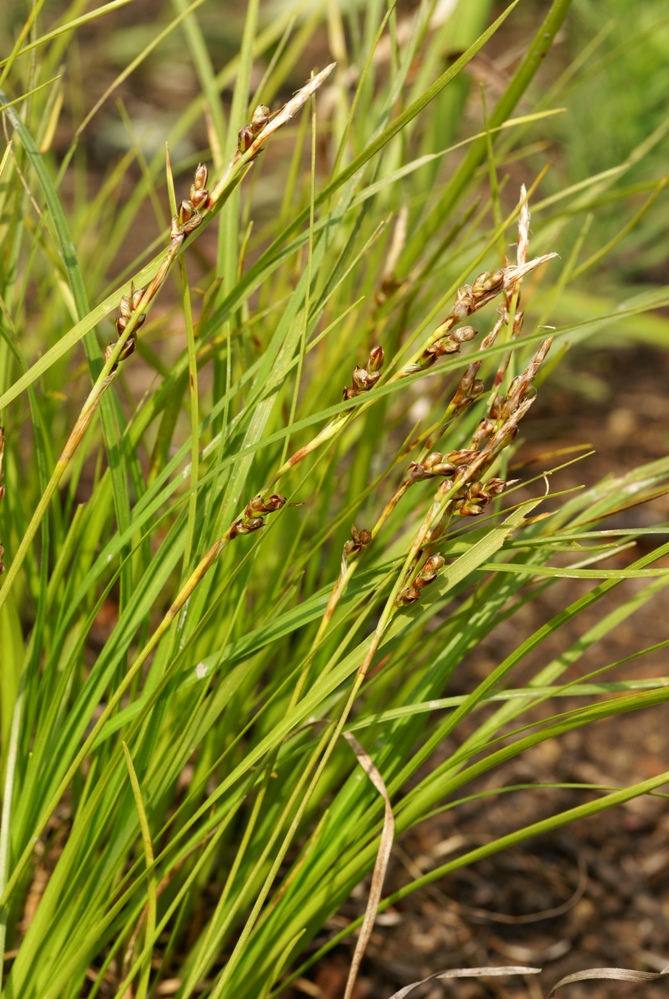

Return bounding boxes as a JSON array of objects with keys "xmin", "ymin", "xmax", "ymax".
[{"xmin": 0, "ymin": 2, "xmax": 668, "ymax": 997}]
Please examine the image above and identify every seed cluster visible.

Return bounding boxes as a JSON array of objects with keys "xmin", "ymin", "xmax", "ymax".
[
  {"xmin": 104, "ymin": 287, "xmax": 146, "ymax": 367},
  {"xmin": 343, "ymin": 525, "xmax": 373, "ymax": 562},
  {"xmin": 343, "ymin": 346, "xmax": 384, "ymax": 401},
  {"xmin": 237, "ymin": 104, "xmax": 271, "ymax": 155},
  {"xmin": 329, "ymin": 192, "xmax": 554, "ymax": 609},
  {"xmin": 170, "ymin": 161, "xmax": 211, "ymax": 239},
  {"xmin": 404, "ymin": 269, "xmax": 507, "ymax": 376},
  {"xmin": 228, "ymin": 493, "xmax": 286, "ymax": 540},
  {"xmin": 452, "ymin": 477, "xmax": 506, "ymax": 516},
  {"xmin": 105, "ymin": 100, "xmax": 279, "ymax": 371},
  {"xmin": 398, "ymin": 553, "xmax": 446, "ymax": 605}
]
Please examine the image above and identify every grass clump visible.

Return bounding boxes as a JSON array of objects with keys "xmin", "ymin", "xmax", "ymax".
[{"xmin": 1, "ymin": 1, "xmax": 669, "ymax": 997}]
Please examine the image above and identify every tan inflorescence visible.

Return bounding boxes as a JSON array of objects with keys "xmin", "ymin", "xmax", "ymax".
[
  {"xmin": 330, "ymin": 189, "xmax": 554, "ymax": 607},
  {"xmin": 343, "ymin": 346, "xmax": 385, "ymax": 401},
  {"xmin": 343, "ymin": 525, "xmax": 373, "ymax": 562},
  {"xmin": 227, "ymin": 493, "xmax": 287, "ymax": 540},
  {"xmin": 102, "ymin": 70, "xmax": 337, "ymax": 372},
  {"xmin": 398, "ymin": 553, "xmax": 446, "ymax": 605}
]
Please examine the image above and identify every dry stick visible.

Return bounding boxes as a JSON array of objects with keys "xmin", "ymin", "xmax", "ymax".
[
  {"xmin": 342, "ymin": 734, "xmax": 395, "ymax": 999},
  {"xmin": 385, "ymin": 966, "xmax": 541, "ymax": 999}
]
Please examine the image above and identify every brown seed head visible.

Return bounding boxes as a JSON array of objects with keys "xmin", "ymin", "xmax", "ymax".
[
  {"xmin": 407, "ymin": 462, "xmax": 428, "ymax": 482},
  {"xmin": 190, "ymin": 187, "xmax": 209, "ymax": 210},
  {"xmin": 471, "ymin": 269, "xmax": 505, "ymax": 298},
  {"xmin": 250, "ymin": 105, "xmax": 271, "ymax": 132},
  {"xmin": 179, "ymin": 200, "xmax": 194, "ymax": 225},
  {"xmin": 105, "ymin": 341, "xmax": 118, "ymax": 367},
  {"xmin": 368, "ymin": 345, "xmax": 384, "ymax": 372},
  {"xmin": 423, "ymin": 452, "xmax": 444, "ymax": 470},
  {"xmin": 230, "ymin": 516, "xmax": 264, "ymax": 539},
  {"xmin": 430, "ymin": 337, "xmax": 460, "ymax": 357},
  {"xmin": 445, "ymin": 449, "xmax": 477, "ymax": 466},
  {"xmin": 343, "ymin": 525, "xmax": 373, "ymax": 560},
  {"xmin": 351, "ymin": 366, "xmax": 369, "ymax": 391},
  {"xmin": 483, "ymin": 478, "xmax": 506, "ymax": 498},
  {"xmin": 398, "ymin": 584, "xmax": 421, "ymax": 605},
  {"xmin": 118, "ymin": 294, "xmax": 132, "ymax": 319},
  {"xmin": 245, "ymin": 493, "xmax": 286, "ymax": 516},
  {"xmin": 457, "ymin": 501, "xmax": 485, "ymax": 516},
  {"xmin": 264, "ymin": 493, "xmax": 286, "ymax": 512},
  {"xmin": 424, "ymin": 553, "xmax": 445, "ymax": 574},
  {"xmin": 118, "ymin": 336, "xmax": 137, "ymax": 361},
  {"xmin": 451, "ymin": 325, "xmax": 477, "ymax": 344},
  {"xmin": 238, "ymin": 125, "xmax": 254, "ymax": 153},
  {"xmin": 352, "ymin": 526, "xmax": 372, "ymax": 546},
  {"xmin": 193, "ymin": 162, "xmax": 208, "ymax": 191}
]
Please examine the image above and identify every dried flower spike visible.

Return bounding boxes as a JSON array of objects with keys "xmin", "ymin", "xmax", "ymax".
[
  {"xmin": 106, "ymin": 284, "xmax": 148, "ymax": 368},
  {"xmin": 343, "ymin": 346, "xmax": 384, "ymax": 400},
  {"xmin": 407, "ymin": 325, "xmax": 478, "ymax": 374},
  {"xmin": 398, "ymin": 553, "xmax": 445, "ymax": 605},
  {"xmin": 245, "ymin": 493, "xmax": 287, "ymax": 517},
  {"xmin": 453, "ymin": 477, "xmax": 507, "ymax": 516},
  {"xmin": 190, "ymin": 168, "xmax": 210, "ymax": 209},
  {"xmin": 228, "ymin": 516, "xmax": 265, "ymax": 539},
  {"xmin": 343, "ymin": 525, "xmax": 373, "ymax": 562},
  {"xmin": 237, "ymin": 125, "xmax": 255, "ymax": 154},
  {"xmin": 407, "ymin": 452, "xmax": 457, "ymax": 482},
  {"xmin": 250, "ymin": 104, "xmax": 271, "ymax": 133},
  {"xmin": 228, "ymin": 492, "xmax": 286, "ymax": 541}
]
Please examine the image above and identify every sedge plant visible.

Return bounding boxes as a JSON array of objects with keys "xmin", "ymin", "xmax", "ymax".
[{"xmin": 1, "ymin": 1, "xmax": 669, "ymax": 997}]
